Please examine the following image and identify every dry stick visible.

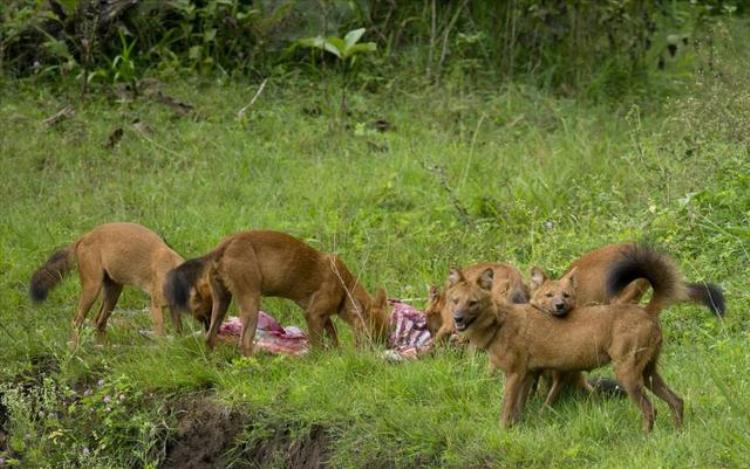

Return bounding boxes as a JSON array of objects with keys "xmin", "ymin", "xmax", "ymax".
[
  {"xmin": 459, "ymin": 113, "xmax": 487, "ymax": 189},
  {"xmin": 328, "ymin": 256, "xmax": 377, "ymax": 346},
  {"xmin": 236, "ymin": 79, "xmax": 268, "ymax": 120}
]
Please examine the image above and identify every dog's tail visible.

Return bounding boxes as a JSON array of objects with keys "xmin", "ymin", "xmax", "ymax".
[
  {"xmin": 164, "ymin": 256, "xmax": 210, "ymax": 312},
  {"xmin": 30, "ymin": 245, "xmax": 75, "ymax": 302},
  {"xmin": 684, "ymin": 282, "xmax": 725, "ymax": 317},
  {"xmin": 164, "ymin": 240, "xmax": 229, "ymax": 312},
  {"xmin": 606, "ymin": 244, "xmax": 682, "ymax": 316}
]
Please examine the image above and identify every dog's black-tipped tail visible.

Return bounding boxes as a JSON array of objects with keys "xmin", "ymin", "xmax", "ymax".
[
  {"xmin": 164, "ymin": 257, "xmax": 209, "ymax": 312},
  {"xmin": 606, "ymin": 244, "xmax": 681, "ymax": 316},
  {"xmin": 686, "ymin": 282, "xmax": 726, "ymax": 317},
  {"xmin": 30, "ymin": 246, "xmax": 75, "ymax": 302}
]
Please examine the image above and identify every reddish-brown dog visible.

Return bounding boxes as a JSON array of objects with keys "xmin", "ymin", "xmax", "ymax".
[
  {"xmin": 528, "ymin": 243, "xmax": 725, "ymax": 402},
  {"xmin": 425, "ymin": 262, "xmax": 528, "ymax": 343},
  {"xmin": 530, "ymin": 242, "xmax": 725, "ymax": 316},
  {"xmin": 447, "ymin": 245, "xmax": 684, "ymax": 433},
  {"xmin": 30, "ymin": 222, "xmax": 196, "ymax": 343},
  {"xmin": 164, "ymin": 230, "xmax": 389, "ymax": 355}
]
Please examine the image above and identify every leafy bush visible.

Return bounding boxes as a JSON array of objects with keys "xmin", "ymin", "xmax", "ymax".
[{"xmin": 0, "ymin": 0, "xmax": 745, "ymax": 97}]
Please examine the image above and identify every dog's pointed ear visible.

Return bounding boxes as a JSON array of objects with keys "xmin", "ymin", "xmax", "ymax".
[
  {"xmin": 477, "ymin": 268, "xmax": 494, "ymax": 291},
  {"xmin": 448, "ymin": 268, "xmax": 464, "ymax": 287},
  {"xmin": 564, "ymin": 266, "xmax": 578, "ymax": 289},
  {"xmin": 428, "ymin": 285, "xmax": 440, "ymax": 302},
  {"xmin": 530, "ymin": 266, "xmax": 547, "ymax": 290}
]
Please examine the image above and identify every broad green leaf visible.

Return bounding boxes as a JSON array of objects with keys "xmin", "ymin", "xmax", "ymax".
[
  {"xmin": 344, "ymin": 28, "xmax": 366, "ymax": 49},
  {"xmin": 323, "ymin": 41, "xmax": 341, "ymax": 58},
  {"xmin": 343, "ymin": 42, "xmax": 377, "ymax": 58},
  {"xmin": 296, "ymin": 36, "xmax": 325, "ymax": 49},
  {"xmin": 326, "ymin": 36, "xmax": 346, "ymax": 54}
]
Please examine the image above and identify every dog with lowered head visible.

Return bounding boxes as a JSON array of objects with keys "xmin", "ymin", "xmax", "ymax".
[
  {"xmin": 164, "ymin": 230, "xmax": 389, "ymax": 355},
  {"xmin": 30, "ymin": 222, "xmax": 200, "ymax": 344},
  {"xmin": 447, "ymin": 244, "xmax": 684, "ymax": 433}
]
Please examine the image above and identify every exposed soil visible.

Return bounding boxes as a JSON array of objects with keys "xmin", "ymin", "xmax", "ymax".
[
  {"xmin": 162, "ymin": 396, "xmax": 331, "ymax": 469},
  {"xmin": 234, "ymin": 423, "xmax": 331, "ymax": 469},
  {"xmin": 162, "ymin": 397, "xmax": 248, "ymax": 469},
  {"xmin": 0, "ymin": 392, "xmax": 7, "ymax": 453}
]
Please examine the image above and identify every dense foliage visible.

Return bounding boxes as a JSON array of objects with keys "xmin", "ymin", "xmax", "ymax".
[{"xmin": 0, "ymin": 0, "xmax": 744, "ymax": 95}]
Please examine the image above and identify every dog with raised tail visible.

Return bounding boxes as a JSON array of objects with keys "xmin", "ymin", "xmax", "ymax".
[{"xmin": 448, "ymin": 244, "xmax": 685, "ymax": 433}]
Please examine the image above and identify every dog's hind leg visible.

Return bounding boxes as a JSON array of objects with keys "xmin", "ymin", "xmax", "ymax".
[
  {"xmin": 543, "ymin": 371, "xmax": 566, "ymax": 408},
  {"xmin": 615, "ymin": 366, "xmax": 655, "ymax": 433},
  {"xmin": 71, "ymin": 252, "xmax": 103, "ymax": 345},
  {"xmin": 93, "ymin": 276, "xmax": 123, "ymax": 343},
  {"xmin": 612, "ymin": 278, "xmax": 650, "ymax": 304},
  {"xmin": 644, "ymin": 365, "xmax": 684, "ymax": 429},
  {"xmin": 516, "ymin": 373, "xmax": 536, "ymax": 416}
]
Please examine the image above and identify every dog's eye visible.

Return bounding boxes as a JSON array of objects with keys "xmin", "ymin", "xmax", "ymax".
[
  {"xmin": 563, "ymin": 293, "xmax": 570, "ymax": 298},
  {"xmin": 545, "ymin": 293, "xmax": 553, "ymax": 298},
  {"xmin": 468, "ymin": 300, "xmax": 477, "ymax": 307}
]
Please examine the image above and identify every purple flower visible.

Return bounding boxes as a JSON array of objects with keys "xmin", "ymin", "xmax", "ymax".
[
  {"xmin": 103, "ymin": 395, "xmax": 111, "ymax": 403},
  {"xmin": 97, "ymin": 379, "xmax": 104, "ymax": 387},
  {"xmin": 83, "ymin": 389, "xmax": 92, "ymax": 397},
  {"xmin": 82, "ymin": 447, "xmax": 90, "ymax": 457}
]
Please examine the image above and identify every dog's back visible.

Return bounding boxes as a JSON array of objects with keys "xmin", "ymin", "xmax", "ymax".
[
  {"xmin": 515, "ymin": 304, "xmax": 660, "ymax": 372},
  {"xmin": 83, "ymin": 223, "xmax": 183, "ymax": 292}
]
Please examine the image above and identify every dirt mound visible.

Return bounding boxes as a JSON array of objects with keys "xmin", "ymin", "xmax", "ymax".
[{"xmin": 163, "ymin": 397, "xmax": 247, "ymax": 469}]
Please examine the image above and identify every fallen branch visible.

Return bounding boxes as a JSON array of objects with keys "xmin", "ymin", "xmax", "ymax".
[
  {"xmin": 43, "ymin": 105, "xmax": 75, "ymax": 128},
  {"xmin": 236, "ymin": 79, "xmax": 268, "ymax": 120}
]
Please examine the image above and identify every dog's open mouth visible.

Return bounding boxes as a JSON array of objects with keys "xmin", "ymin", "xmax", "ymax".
[{"xmin": 454, "ymin": 315, "xmax": 476, "ymax": 332}]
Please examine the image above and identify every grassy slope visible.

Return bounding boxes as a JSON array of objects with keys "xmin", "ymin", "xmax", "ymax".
[{"xmin": 1, "ymin": 55, "xmax": 749, "ymax": 467}]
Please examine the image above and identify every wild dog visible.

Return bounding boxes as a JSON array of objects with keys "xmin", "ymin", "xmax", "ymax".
[
  {"xmin": 447, "ymin": 244, "xmax": 684, "ymax": 433},
  {"xmin": 29, "ymin": 222, "xmax": 198, "ymax": 343},
  {"xmin": 528, "ymin": 244, "xmax": 724, "ymax": 401},
  {"xmin": 530, "ymin": 242, "xmax": 725, "ymax": 316},
  {"xmin": 529, "ymin": 266, "xmax": 577, "ymax": 317},
  {"xmin": 164, "ymin": 230, "xmax": 389, "ymax": 356},
  {"xmin": 425, "ymin": 262, "xmax": 528, "ymax": 344}
]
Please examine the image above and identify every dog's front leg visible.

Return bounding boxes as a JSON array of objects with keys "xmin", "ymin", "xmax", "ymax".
[
  {"xmin": 501, "ymin": 372, "xmax": 525, "ymax": 427},
  {"xmin": 205, "ymin": 276, "xmax": 231, "ymax": 350},
  {"xmin": 236, "ymin": 292, "xmax": 260, "ymax": 356},
  {"xmin": 434, "ymin": 325, "xmax": 454, "ymax": 344}
]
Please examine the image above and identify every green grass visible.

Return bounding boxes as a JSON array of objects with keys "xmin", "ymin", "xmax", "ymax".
[{"xmin": 1, "ymin": 56, "xmax": 749, "ymax": 467}]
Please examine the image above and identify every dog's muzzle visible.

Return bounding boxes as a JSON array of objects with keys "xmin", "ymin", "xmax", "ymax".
[
  {"xmin": 453, "ymin": 311, "xmax": 475, "ymax": 331},
  {"xmin": 552, "ymin": 302, "xmax": 569, "ymax": 317}
]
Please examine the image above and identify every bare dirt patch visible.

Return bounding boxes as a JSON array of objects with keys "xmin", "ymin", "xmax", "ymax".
[
  {"xmin": 163, "ymin": 397, "xmax": 247, "ymax": 469},
  {"xmin": 162, "ymin": 396, "xmax": 332, "ymax": 468}
]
